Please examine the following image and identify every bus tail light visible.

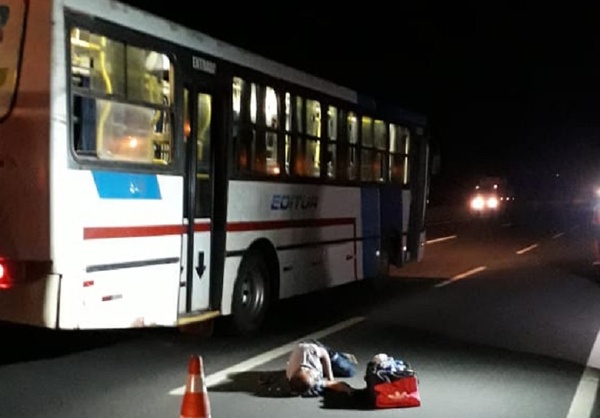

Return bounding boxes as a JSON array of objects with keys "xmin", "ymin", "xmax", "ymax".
[
  {"xmin": 0, "ymin": 258, "xmax": 51, "ymax": 289},
  {"xmin": 0, "ymin": 258, "xmax": 14, "ymax": 289}
]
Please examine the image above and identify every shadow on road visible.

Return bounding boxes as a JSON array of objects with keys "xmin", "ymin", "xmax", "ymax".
[
  {"xmin": 256, "ymin": 278, "xmax": 439, "ymax": 338},
  {"xmin": 0, "ymin": 322, "xmax": 134, "ymax": 365},
  {"xmin": 210, "ymin": 369, "xmax": 295, "ymax": 397},
  {"xmin": 0, "ymin": 277, "xmax": 440, "ymax": 365},
  {"xmin": 209, "ymin": 368, "xmax": 376, "ymax": 410}
]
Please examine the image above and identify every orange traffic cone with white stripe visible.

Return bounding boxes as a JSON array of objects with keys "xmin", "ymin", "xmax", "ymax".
[{"xmin": 180, "ymin": 354, "xmax": 211, "ymax": 418}]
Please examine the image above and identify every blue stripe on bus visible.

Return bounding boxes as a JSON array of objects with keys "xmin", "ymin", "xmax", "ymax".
[
  {"xmin": 92, "ymin": 171, "xmax": 162, "ymax": 199},
  {"xmin": 360, "ymin": 186, "xmax": 381, "ymax": 279}
]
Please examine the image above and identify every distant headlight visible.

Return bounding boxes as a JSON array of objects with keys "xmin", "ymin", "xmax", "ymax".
[
  {"xmin": 486, "ymin": 196, "xmax": 499, "ymax": 209},
  {"xmin": 470, "ymin": 196, "xmax": 485, "ymax": 210},
  {"xmin": 470, "ymin": 195, "xmax": 500, "ymax": 211}
]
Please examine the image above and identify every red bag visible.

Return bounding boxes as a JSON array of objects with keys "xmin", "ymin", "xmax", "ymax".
[{"xmin": 372, "ymin": 375, "xmax": 421, "ymax": 408}]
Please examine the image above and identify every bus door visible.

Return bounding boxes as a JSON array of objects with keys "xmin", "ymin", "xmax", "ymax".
[{"xmin": 178, "ymin": 79, "xmax": 216, "ymax": 318}]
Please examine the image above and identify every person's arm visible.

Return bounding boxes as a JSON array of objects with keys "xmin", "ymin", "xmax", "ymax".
[
  {"xmin": 286, "ymin": 346, "xmax": 301, "ymax": 380},
  {"xmin": 318, "ymin": 346, "xmax": 335, "ymax": 381}
]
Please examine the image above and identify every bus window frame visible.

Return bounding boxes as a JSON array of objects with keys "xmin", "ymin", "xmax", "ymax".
[
  {"xmin": 227, "ymin": 69, "xmax": 373, "ymax": 187},
  {"xmin": 64, "ymin": 11, "xmax": 183, "ymax": 175},
  {"xmin": 200, "ymin": 53, "xmax": 428, "ymax": 190}
]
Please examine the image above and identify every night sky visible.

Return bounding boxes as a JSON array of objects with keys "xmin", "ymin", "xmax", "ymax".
[{"xmin": 120, "ymin": 3, "xmax": 600, "ymax": 202}]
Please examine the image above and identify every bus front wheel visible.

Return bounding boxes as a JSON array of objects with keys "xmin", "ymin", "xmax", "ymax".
[{"xmin": 230, "ymin": 253, "xmax": 271, "ymax": 336}]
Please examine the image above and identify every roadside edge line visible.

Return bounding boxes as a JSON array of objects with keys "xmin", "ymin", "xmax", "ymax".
[
  {"xmin": 566, "ymin": 367, "xmax": 600, "ymax": 418},
  {"xmin": 434, "ymin": 266, "xmax": 487, "ymax": 288}
]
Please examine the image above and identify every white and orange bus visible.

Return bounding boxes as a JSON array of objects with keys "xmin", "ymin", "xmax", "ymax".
[{"xmin": 0, "ymin": 0, "xmax": 432, "ymax": 335}]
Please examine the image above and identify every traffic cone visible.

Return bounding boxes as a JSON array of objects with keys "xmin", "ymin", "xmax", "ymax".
[{"xmin": 180, "ymin": 354, "xmax": 211, "ymax": 418}]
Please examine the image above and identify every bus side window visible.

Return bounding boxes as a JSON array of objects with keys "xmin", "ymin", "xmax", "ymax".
[
  {"xmin": 71, "ymin": 72, "xmax": 96, "ymax": 154},
  {"xmin": 326, "ymin": 105, "xmax": 338, "ymax": 179},
  {"xmin": 347, "ymin": 112, "xmax": 358, "ymax": 180},
  {"xmin": 361, "ymin": 116, "xmax": 374, "ymax": 182},
  {"xmin": 305, "ymin": 99, "xmax": 321, "ymax": 178},
  {"xmin": 374, "ymin": 119, "xmax": 387, "ymax": 182},
  {"xmin": 69, "ymin": 27, "xmax": 173, "ymax": 165},
  {"xmin": 389, "ymin": 124, "xmax": 410, "ymax": 184},
  {"xmin": 292, "ymin": 96, "xmax": 305, "ymax": 176},
  {"xmin": 233, "ymin": 77, "xmax": 253, "ymax": 173},
  {"xmin": 265, "ymin": 86, "xmax": 280, "ymax": 175},
  {"xmin": 73, "ymin": 95, "xmax": 97, "ymax": 155}
]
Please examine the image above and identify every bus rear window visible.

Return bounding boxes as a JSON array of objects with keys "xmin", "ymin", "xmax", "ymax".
[
  {"xmin": 0, "ymin": 0, "xmax": 27, "ymax": 120},
  {"xmin": 69, "ymin": 27, "xmax": 174, "ymax": 165}
]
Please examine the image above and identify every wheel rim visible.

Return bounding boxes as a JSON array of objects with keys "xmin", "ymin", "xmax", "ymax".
[{"xmin": 238, "ymin": 268, "xmax": 266, "ymax": 319}]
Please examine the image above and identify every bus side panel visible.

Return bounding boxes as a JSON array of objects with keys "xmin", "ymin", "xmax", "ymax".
[
  {"xmin": 360, "ymin": 186, "xmax": 381, "ymax": 279},
  {"xmin": 53, "ymin": 172, "xmax": 183, "ymax": 329},
  {"xmin": 402, "ymin": 189, "xmax": 412, "ymax": 262},
  {"xmin": 0, "ymin": 0, "xmax": 52, "ymax": 260},
  {"xmin": 220, "ymin": 181, "xmax": 360, "ymax": 316},
  {"xmin": 0, "ymin": 275, "xmax": 60, "ymax": 327},
  {"xmin": 78, "ymin": 260, "xmax": 180, "ymax": 329},
  {"xmin": 47, "ymin": 3, "xmax": 183, "ymax": 330},
  {"xmin": 380, "ymin": 183, "xmax": 404, "ymax": 266},
  {"xmin": 0, "ymin": 0, "xmax": 55, "ymax": 328}
]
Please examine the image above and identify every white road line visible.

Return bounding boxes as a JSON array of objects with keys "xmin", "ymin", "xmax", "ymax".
[
  {"xmin": 434, "ymin": 266, "xmax": 487, "ymax": 288},
  {"xmin": 565, "ymin": 323, "xmax": 600, "ymax": 418},
  {"xmin": 552, "ymin": 232, "xmax": 565, "ymax": 239},
  {"xmin": 566, "ymin": 368, "xmax": 600, "ymax": 418},
  {"xmin": 168, "ymin": 316, "xmax": 366, "ymax": 395},
  {"xmin": 452, "ymin": 266, "xmax": 487, "ymax": 280},
  {"xmin": 426, "ymin": 235, "xmax": 457, "ymax": 244},
  {"xmin": 516, "ymin": 244, "xmax": 539, "ymax": 255},
  {"xmin": 585, "ymin": 331, "xmax": 600, "ymax": 370}
]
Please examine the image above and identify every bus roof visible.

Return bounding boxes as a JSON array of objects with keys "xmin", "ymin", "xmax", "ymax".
[
  {"xmin": 64, "ymin": 0, "xmax": 357, "ymax": 103},
  {"xmin": 358, "ymin": 94, "xmax": 428, "ymax": 128},
  {"xmin": 64, "ymin": 0, "xmax": 427, "ymax": 126}
]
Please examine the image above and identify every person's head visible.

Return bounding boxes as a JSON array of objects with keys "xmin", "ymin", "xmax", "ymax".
[{"xmin": 289, "ymin": 368, "xmax": 315, "ymax": 395}]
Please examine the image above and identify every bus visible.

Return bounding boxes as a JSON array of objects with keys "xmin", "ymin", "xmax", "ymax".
[{"xmin": 0, "ymin": 0, "xmax": 432, "ymax": 335}]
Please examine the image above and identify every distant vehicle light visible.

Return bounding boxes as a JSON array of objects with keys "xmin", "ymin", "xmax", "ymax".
[
  {"xmin": 471, "ymin": 196, "xmax": 485, "ymax": 210},
  {"xmin": 487, "ymin": 196, "xmax": 499, "ymax": 209},
  {"xmin": 470, "ymin": 194, "xmax": 502, "ymax": 213}
]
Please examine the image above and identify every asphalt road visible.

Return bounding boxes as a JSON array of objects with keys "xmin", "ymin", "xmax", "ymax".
[{"xmin": 1, "ymin": 203, "xmax": 600, "ymax": 418}]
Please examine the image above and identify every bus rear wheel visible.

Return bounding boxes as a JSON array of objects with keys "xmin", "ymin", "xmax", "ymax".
[{"xmin": 230, "ymin": 253, "xmax": 271, "ymax": 336}]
